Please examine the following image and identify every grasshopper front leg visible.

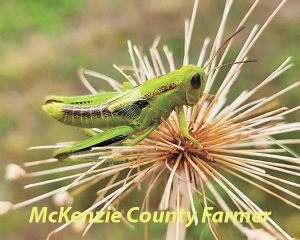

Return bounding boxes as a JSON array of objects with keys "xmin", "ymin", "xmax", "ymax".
[
  {"xmin": 177, "ymin": 105, "xmax": 203, "ymax": 149},
  {"xmin": 178, "ymin": 106, "xmax": 214, "ymax": 162},
  {"xmin": 54, "ymin": 125, "xmax": 135, "ymax": 160}
]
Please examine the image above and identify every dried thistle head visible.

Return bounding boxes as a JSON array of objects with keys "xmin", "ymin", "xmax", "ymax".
[{"xmin": 2, "ymin": 0, "xmax": 300, "ymax": 239}]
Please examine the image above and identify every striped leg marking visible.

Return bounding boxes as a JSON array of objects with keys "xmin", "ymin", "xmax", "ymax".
[{"xmin": 54, "ymin": 125, "xmax": 135, "ymax": 160}]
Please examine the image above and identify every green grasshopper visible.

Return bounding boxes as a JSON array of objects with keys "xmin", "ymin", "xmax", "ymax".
[{"xmin": 42, "ymin": 65, "xmax": 208, "ymax": 160}]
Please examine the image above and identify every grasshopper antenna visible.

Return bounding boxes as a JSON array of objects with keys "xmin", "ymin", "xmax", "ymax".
[
  {"xmin": 207, "ymin": 59, "xmax": 257, "ymax": 74},
  {"xmin": 204, "ymin": 26, "xmax": 245, "ymax": 70}
]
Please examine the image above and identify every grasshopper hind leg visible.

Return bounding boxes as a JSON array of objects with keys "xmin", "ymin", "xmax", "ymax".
[{"xmin": 54, "ymin": 126, "xmax": 135, "ymax": 160}]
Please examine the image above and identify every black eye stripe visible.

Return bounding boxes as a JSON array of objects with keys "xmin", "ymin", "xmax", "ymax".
[{"xmin": 191, "ymin": 73, "xmax": 201, "ymax": 89}]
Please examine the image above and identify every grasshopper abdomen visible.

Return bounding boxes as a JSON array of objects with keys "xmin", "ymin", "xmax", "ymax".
[{"xmin": 42, "ymin": 102, "xmax": 130, "ymax": 129}]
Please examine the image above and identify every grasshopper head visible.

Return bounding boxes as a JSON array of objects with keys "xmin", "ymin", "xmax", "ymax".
[{"xmin": 180, "ymin": 65, "xmax": 207, "ymax": 106}]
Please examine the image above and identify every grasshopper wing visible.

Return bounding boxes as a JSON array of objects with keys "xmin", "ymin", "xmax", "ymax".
[{"xmin": 107, "ymin": 87, "xmax": 149, "ymax": 119}]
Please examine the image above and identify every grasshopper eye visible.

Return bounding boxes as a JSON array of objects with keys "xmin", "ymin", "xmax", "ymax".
[{"xmin": 191, "ymin": 73, "xmax": 201, "ymax": 89}]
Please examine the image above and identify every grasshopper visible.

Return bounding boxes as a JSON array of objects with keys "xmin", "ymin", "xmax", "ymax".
[{"xmin": 42, "ymin": 65, "xmax": 208, "ymax": 160}]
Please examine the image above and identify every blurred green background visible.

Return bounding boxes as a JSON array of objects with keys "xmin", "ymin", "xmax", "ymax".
[{"xmin": 0, "ymin": 0, "xmax": 299, "ymax": 239}]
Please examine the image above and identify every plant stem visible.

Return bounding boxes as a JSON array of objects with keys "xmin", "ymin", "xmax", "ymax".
[{"xmin": 166, "ymin": 169, "xmax": 190, "ymax": 240}]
